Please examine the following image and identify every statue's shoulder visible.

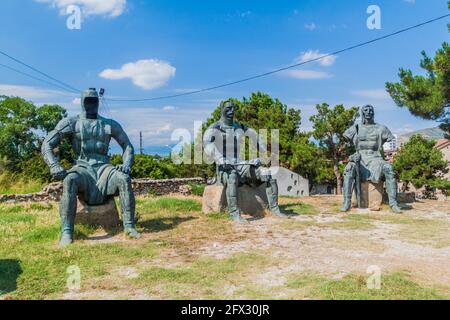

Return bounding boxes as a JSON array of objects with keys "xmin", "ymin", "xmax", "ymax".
[
  {"xmin": 208, "ymin": 121, "xmax": 223, "ymax": 131},
  {"xmin": 375, "ymin": 123, "xmax": 391, "ymax": 132},
  {"xmin": 98, "ymin": 116, "xmax": 121, "ymax": 127},
  {"xmin": 55, "ymin": 116, "xmax": 77, "ymax": 132},
  {"xmin": 235, "ymin": 122, "xmax": 248, "ymax": 131}
]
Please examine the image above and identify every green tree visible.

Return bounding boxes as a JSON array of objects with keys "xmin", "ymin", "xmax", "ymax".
[
  {"xmin": 0, "ymin": 96, "xmax": 67, "ymax": 174},
  {"xmin": 393, "ymin": 134, "xmax": 450, "ymax": 191},
  {"xmin": 386, "ymin": 2, "xmax": 450, "ymax": 136},
  {"xmin": 204, "ymin": 92, "xmax": 302, "ymax": 169},
  {"xmin": 291, "ymin": 133, "xmax": 334, "ymax": 188},
  {"xmin": 309, "ymin": 103, "xmax": 358, "ymax": 194}
]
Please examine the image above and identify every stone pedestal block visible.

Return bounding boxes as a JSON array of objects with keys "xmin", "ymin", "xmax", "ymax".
[
  {"xmin": 202, "ymin": 185, "xmax": 227, "ymax": 214},
  {"xmin": 76, "ymin": 198, "xmax": 120, "ymax": 230},
  {"xmin": 353, "ymin": 181, "xmax": 384, "ymax": 211},
  {"xmin": 202, "ymin": 184, "xmax": 269, "ymax": 217}
]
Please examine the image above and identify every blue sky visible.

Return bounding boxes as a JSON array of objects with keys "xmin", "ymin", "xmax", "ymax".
[{"xmin": 0, "ymin": 0, "xmax": 449, "ymax": 154}]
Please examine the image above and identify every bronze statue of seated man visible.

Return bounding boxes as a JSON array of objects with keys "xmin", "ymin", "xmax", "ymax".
[
  {"xmin": 341, "ymin": 105, "xmax": 401, "ymax": 213},
  {"xmin": 203, "ymin": 100, "xmax": 289, "ymax": 223},
  {"xmin": 42, "ymin": 88, "xmax": 141, "ymax": 246}
]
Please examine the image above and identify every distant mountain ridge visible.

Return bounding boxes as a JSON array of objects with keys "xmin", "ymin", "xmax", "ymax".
[{"xmin": 399, "ymin": 127, "xmax": 446, "ymax": 145}]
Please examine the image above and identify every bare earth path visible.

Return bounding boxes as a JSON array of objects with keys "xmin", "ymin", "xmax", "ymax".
[{"xmin": 62, "ymin": 196, "xmax": 450, "ymax": 300}]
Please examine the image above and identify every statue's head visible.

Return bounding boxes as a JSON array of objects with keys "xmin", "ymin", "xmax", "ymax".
[
  {"xmin": 220, "ymin": 100, "xmax": 237, "ymax": 123},
  {"xmin": 361, "ymin": 105, "xmax": 375, "ymax": 124},
  {"xmin": 81, "ymin": 88, "xmax": 99, "ymax": 119}
]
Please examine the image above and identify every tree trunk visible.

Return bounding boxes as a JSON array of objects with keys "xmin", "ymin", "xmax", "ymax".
[{"xmin": 334, "ymin": 162, "xmax": 342, "ymax": 195}]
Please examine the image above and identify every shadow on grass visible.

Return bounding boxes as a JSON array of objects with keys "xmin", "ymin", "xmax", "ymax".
[
  {"xmin": 139, "ymin": 216, "xmax": 197, "ymax": 233},
  {"xmin": 0, "ymin": 259, "xmax": 22, "ymax": 296},
  {"xmin": 279, "ymin": 204, "xmax": 308, "ymax": 217}
]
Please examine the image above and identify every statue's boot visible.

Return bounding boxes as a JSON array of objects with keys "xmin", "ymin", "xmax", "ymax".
[
  {"xmin": 59, "ymin": 231, "xmax": 74, "ymax": 247},
  {"xmin": 118, "ymin": 177, "xmax": 142, "ymax": 239},
  {"xmin": 391, "ymin": 205, "xmax": 402, "ymax": 214},
  {"xmin": 384, "ymin": 168, "xmax": 402, "ymax": 214},
  {"xmin": 59, "ymin": 212, "xmax": 75, "ymax": 247},
  {"xmin": 59, "ymin": 176, "xmax": 77, "ymax": 247},
  {"xmin": 266, "ymin": 180, "xmax": 289, "ymax": 218},
  {"xmin": 122, "ymin": 209, "xmax": 141, "ymax": 239},
  {"xmin": 225, "ymin": 171, "xmax": 248, "ymax": 223},
  {"xmin": 230, "ymin": 210, "xmax": 248, "ymax": 223},
  {"xmin": 341, "ymin": 175, "xmax": 354, "ymax": 212},
  {"xmin": 340, "ymin": 197, "xmax": 352, "ymax": 212}
]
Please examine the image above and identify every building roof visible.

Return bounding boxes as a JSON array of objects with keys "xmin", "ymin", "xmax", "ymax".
[{"xmin": 435, "ymin": 139, "xmax": 450, "ymax": 150}]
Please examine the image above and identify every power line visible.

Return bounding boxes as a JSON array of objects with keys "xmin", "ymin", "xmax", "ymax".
[
  {"xmin": 0, "ymin": 50, "xmax": 81, "ymax": 94},
  {"xmin": 0, "ymin": 63, "xmax": 79, "ymax": 94},
  {"xmin": 106, "ymin": 13, "xmax": 450, "ymax": 102}
]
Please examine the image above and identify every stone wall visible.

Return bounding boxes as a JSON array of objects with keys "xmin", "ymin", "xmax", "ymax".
[{"xmin": 0, "ymin": 178, "xmax": 205, "ymax": 203}]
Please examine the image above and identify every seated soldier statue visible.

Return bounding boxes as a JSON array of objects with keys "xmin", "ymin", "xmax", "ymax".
[
  {"xmin": 341, "ymin": 104, "xmax": 401, "ymax": 213},
  {"xmin": 203, "ymin": 100, "xmax": 289, "ymax": 223},
  {"xmin": 42, "ymin": 88, "xmax": 141, "ymax": 247}
]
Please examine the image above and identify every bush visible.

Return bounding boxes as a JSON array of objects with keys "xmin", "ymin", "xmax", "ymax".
[{"xmin": 188, "ymin": 183, "xmax": 206, "ymax": 196}]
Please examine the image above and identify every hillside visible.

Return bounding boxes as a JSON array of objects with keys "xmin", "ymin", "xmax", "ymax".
[{"xmin": 399, "ymin": 127, "xmax": 446, "ymax": 145}]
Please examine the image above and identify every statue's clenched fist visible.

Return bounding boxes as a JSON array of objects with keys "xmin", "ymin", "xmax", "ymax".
[
  {"xmin": 115, "ymin": 164, "xmax": 131, "ymax": 175},
  {"xmin": 50, "ymin": 164, "xmax": 68, "ymax": 181}
]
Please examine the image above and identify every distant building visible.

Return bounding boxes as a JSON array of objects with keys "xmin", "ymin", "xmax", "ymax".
[
  {"xmin": 271, "ymin": 167, "xmax": 309, "ymax": 197},
  {"xmin": 383, "ymin": 134, "xmax": 398, "ymax": 152},
  {"xmin": 434, "ymin": 139, "xmax": 450, "ymax": 180}
]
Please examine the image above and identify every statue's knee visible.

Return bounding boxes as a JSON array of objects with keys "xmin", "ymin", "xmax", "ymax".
[
  {"xmin": 116, "ymin": 172, "xmax": 131, "ymax": 186},
  {"xmin": 344, "ymin": 163, "xmax": 355, "ymax": 177},
  {"xmin": 227, "ymin": 172, "xmax": 239, "ymax": 185}
]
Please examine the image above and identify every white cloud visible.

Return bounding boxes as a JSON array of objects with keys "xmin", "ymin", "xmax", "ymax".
[
  {"xmin": 71, "ymin": 97, "xmax": 81, "ymax": 105},
  {"xmin": 304, "ymin": 23, "xmax": 317, "ymax": 31},
  {"xmin": 35, "ymin": 0, "xmax": 127, "ymax": 18},
  {"xmin": 284, "ymin": 70, "xmax": 333, "ymax": 80},
  {"xmin": 162, "ymin": 106, "xmax": 176, "ymax": 111},
  {"xmin": 351, "ymin": 89, "xmax": 391, "ymax": 100},
  {"xmin": 0, "ymin": 84, "xmax": 74, "ymax": 100},
  {"xmin": 100, "ymin": 59, "xmax": 176, "ymax": 90},
  {"xmin": 296, "ymin": 50, "xmax": 337, "ymax": 67}
]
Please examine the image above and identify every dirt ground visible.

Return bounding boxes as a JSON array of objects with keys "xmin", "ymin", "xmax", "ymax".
[{"xmin": 61, "ymin": 195, "xmax": 450, "ymax": 299}]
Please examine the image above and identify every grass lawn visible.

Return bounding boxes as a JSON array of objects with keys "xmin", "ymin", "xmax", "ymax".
[{"xmin": 0, "ymin": 196, "xmax": 449, "ymax": 300}]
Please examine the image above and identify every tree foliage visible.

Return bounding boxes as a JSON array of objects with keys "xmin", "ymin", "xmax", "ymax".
[
  {"xmin": 309, "ymin": 103, "xmax": 358, "ymax": 194},
  {"xmin": 0, "ymin": 96, "xmax": 67, "ymax": 175},
  {"xmin": 203, "ymin": 92, "xmax": 302, "ymax": 169},
  {"xmin": 393, "ymin": 134, "xmax": 450, "ymax": 191}
]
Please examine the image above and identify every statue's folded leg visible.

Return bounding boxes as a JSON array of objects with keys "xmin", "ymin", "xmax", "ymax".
[
  {"xmin": 59, "ymin": 172, "xmax": 84, "ymax": 247},
  {"xmin": 255, "ymin": 168, "xmax": 289, "ymax": 218},
  {"xmin": 382, "ymin": 164, "xmax": 401, "ymax": 213},
  {"xmin": 341, "ymin": 162, "xmax": 356, "ymax": 212},
  {"xmin": 108, "ymin": 171, "xmax": 141, "ymax": 238}
]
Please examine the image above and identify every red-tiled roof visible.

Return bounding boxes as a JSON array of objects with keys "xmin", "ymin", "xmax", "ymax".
[{"xmin": 435, "ymin": 139, "xmax": 450, "ymax": 150}]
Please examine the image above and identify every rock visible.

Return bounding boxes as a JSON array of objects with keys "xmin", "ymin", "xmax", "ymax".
[
  {"xmin": 75, "ymin": 198, "xmax": 120, "ymax": 231},
  {"xmin": 178, "ymin": 184, "xmax": 192, "ymax": 196},
  {"xmin": 237, "ymin": 184, "xmax": 269, "ymax": 217},
  {"xmin": 202, "ymin": 185, "xmax": 227, "ymax": 214},
  {"xmin": 397, "ymin": 192, "xmax": 415, "ymax": 203},
  {"xmin": 353, "ymin": 181, "xmax": 384, "ymax": 211},
  {"xmin": 202, "ymin": 184, "xmax": 269, "ymax": 217}
]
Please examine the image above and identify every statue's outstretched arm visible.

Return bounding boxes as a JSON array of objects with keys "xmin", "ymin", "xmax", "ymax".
[{"xmin": 111, "ymin": 120, "xmax": 134, "ymax": 174}]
